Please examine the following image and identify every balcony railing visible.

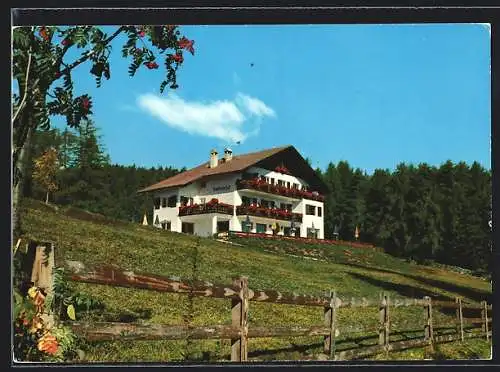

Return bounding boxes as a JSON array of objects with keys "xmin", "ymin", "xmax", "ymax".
[
  {"xmin": 236, "ymin": 178, "xmax": 325, "ymax": 202},
  {"xmin": 236, "ymin": 205, "xmax": 303, "ymax": 223},
  {"xmin": 179, "ymin": 202, "xmax": 233, "ymax": 216}
]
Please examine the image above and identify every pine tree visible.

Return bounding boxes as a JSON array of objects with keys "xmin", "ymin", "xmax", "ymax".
[{"xmin": 72, "ymin": 119, "xmax": 110, "ymax": 169}]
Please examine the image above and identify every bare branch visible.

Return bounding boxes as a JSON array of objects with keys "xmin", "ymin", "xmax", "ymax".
[{"xmin": 12, "ymin": 27, "xmax": 34, "ymax": 125}]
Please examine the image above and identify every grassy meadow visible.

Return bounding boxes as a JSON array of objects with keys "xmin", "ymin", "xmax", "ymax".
[{"xmin": 19, "ymin": 199, "xmax": 492, "ymax": 362}]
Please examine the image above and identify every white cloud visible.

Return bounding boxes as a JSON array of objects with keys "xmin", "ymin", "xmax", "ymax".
[
  {"xmin": 137, "ymin": 92, "xmax": 276, "ymax": 143},
  {"xmin": 236, "ymin": 93, "xmax": 276, "ymax": 118}
]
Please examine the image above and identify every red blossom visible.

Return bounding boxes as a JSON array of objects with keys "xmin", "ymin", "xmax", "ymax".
[
  {"xmin": 81, "ymin": 97, "xmax": 90, "ymax": 110},
  {"xmin": 55, "ymin": 71, "xmax": 62, "ymax": 79},
  {"xmin": 139, "ymin": 31, "xmax": 146, "ymax": 37},
  {"xmin": 39, "ymin": 27, "xmax": 50, "ymax": 41},
  {"xmin": 144, "ymin": 61, "xmax": 159, "ymax": 70},
  {"xmin": 178, "ymin": 37, "xmax": 195, "ymax": 55},
  {"xmin": 61, "ymin": 38, "xmax": 71, "ymax": 46},
  {"xmin": 169, "ymin": 52, "xmax": 184, "ymax": 63}
]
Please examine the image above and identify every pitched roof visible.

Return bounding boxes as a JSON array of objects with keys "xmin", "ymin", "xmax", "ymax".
[{"xmin": 137, "ymin": 145, "xmax": 292, "ymax": 193}]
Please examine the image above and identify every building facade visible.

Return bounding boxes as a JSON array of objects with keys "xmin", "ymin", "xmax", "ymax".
[{"xmin": 138, "ymin": 145, "xmax": 328, "ymax": 239}]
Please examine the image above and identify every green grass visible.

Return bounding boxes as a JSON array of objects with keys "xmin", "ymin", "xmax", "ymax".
[{"xmin": 19, "ymin": 199, "xmax": 492, "ymax": 362}]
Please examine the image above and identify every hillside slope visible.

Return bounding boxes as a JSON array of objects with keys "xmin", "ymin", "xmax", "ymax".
[{"xmin": 19, "ymin": 199, "xmax": 492, "ymax": 362}]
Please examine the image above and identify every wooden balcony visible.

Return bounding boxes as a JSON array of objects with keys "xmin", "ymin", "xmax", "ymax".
[
  {"xmin": 236, "ymin": 178, "xmax": 325, "ymax": 202},
  {"xmin": 178, "ymin": 202, "xmax": 233, "ymax": 217},
  {"xmin": 236, "ymin": 205, "xmax": 303, "ymax": 223}
]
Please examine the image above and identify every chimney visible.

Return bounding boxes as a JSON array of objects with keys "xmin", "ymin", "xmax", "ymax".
[
  {"xmin": 223, "ymin": 147, "xmax": 233, "ymax": 162},
  {"xmin": 209, "ymin": 149, "xmax": 218, "ymax": 168}
]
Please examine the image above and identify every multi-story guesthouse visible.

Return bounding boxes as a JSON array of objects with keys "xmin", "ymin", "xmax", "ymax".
[{"xmin": 138, "ymin": 145, "xmax": 328, "ymax": 239}]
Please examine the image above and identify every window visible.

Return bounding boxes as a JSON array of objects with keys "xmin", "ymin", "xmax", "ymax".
[
  {"xmin": 269, "ymin": 201, "xmax": 276, "ymax": 209},
  {"xmin": 161, "ymin": 198, "xmax": 167, "ymax": 208},
  {"xmin": 256, "ymin": 223, "xmax": 266, "ymax": 233},
  {"xmin": 167, "ymin": 195, "xmax": 177, "ymax": 207},
  {"xmin": 200, "ymin": 197, "xmax": 206, "ymax": 204},
  {"xmin": 286, "ymin": 181, "xmax": 291, "ymax": 189},
  {"xmin": 306, "ymin": 205, "xmax": 316, "ymax": 215},
  {"xmin": 278, "ymin": 180, "xmax": 284, "ymax": 186},
  {"xmin": 242, "ymin": 196, "xmax": 250, "ymax": 206},
  {"xmin": 252, "ymin": 198, "xmax": 258, "ymax": 205},
  {"xmin": 270, "ymin": 178, "xmax": 275, "ymax": 185},
  {"xmin": 286, "ymin": 203, "xmax": 292, "ymax": 212},
  {"xmin": 280, "ymin": 203, "xmax": 286, "ymax": 210},
  {"xmin": 161, "ymin": 221, "xmax": 171, "ymax": 230},
  {"xmin": 182, "ymin": 222, "xmax": 194, "ymax": 235},
  {"xmin": 293, "ymin": 183, "xmax": 299, "ymax": 189},
  {"xmin": 242, "ymin": 222, "xmax": 253, "ymax": 233},
  {"xmin": 180, "ymin": 196, "xmax": 189, "ymax": 206},
  {"xmin": 261, "ymin": 200, "xmax": 269, "ymax": 208},
  {"xmin": 266, "ymin": 177, "xmax": 270, "ymax": 184},
  {"xmin": 154, "ymin": 197, "xmax": 161, "ymax": 210},
  {"xmin": 189, "ymin": 197, "xmax": 194, "ymax": 206},
  {"xmin": 217, "ymin": 221, "xmax": 230, "ymax": 233},
  {"xmin": 284, "ymin": 227, "xmax": 291, "ymax": 236},
  {"xmin": 318, "ymin": 207, "xmax": 322, "ymax": 217}
]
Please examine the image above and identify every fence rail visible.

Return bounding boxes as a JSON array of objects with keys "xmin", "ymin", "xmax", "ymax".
[{"xmin": 21, "ymin": 241, "xmax": 492, "ymax": 362}]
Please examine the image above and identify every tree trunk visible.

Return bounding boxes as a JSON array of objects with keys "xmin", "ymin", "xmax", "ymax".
[
  {"xmin": 45, "ymin": 191, "xmax": 49, "ymax": 204},
  {"xmin": 12, "ymin": 123, "xmax": 34, "ymax": 240}
]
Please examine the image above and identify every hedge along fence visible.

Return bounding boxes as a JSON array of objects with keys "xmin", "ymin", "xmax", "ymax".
[{"xmin": 19, "ymin": 241, "xmax": 492, "ymax": 362}]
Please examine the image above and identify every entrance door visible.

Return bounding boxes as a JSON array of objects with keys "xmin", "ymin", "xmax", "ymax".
[{"xmin": 217, "ymin": 220, "xmax": 230, "ymax": 233}]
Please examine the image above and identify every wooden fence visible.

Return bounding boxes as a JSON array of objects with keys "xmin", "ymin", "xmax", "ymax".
[{"xmin": 20, "ymin": 241, "xmax": 492, "ymax": 362}]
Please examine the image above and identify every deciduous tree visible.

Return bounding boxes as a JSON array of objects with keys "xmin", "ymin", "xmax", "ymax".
[{"xmin": 12, "ymin": 25, "xmax": 195, "ymax": 237}]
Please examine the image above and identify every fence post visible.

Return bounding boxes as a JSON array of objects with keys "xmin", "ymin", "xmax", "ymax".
[
  {"xmin": 231, "ymin": 276, "xmax": 249, "ymax": 362},
  {"xmin": 323, "ymin": 290, "xmax": 336, "ymax": 359},
  {"xmin": 481, "ymin": 300, "xmax": 489, "ymax": 341},
  {"xmin": 456, "ymin": 297, "xmax": 464, "ymax": 342},
  {"xmin": 424, "ymin": 296, "xmax": 434, "ymax": 343},
  {"xmin": 379, "ymin": 292, "xmax": 389, "ymax": 347}
]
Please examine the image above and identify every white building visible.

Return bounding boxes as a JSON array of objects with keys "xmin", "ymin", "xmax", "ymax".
[{"xmin": 138, "ymin": 145, "xmax": 328, "ymax": 239}]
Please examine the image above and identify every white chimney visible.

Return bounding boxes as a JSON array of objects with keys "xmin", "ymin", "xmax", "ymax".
[
  {"xmin": 209, "ymin": 149, "xmax": 218, "ymax": 168},
  {"xmin": 223, "ymin": 147, "xmax": 233, "ymax": 162}
]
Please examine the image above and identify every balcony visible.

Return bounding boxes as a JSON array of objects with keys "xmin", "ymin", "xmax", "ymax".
[
  {"xmin": 179, "ymin": 201, "xmax": 233, "ymax": 217},
  {"xmin": 236, "ymin": 205, "xmax": 303, "ymax": 223},
  {"xmin": 236, "ymin": 178, "xmax": 325, "ymax": 202}
]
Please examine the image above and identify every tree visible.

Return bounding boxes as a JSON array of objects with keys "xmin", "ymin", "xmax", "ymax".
[
  {"xmin": 32, "ymin": 147, "xmax": 59, "ymax": 204},
  {"xmin": 72, "ymin": 119, "xmax": 110, "ymax": 169},
  {"xmin": 12, "ymin": 25, "xmax": 195, "ymax": 238}
]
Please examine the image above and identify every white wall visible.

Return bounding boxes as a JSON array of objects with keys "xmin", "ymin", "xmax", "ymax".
[
  {"xmin": 301, "ymin": 199, "xmax": 324, "ymax": 239},
  {"xmin": 152, "ymin": 187, "xmax": 181, "ymax": 232},
  {"xmin": 196, "ymin": 173, "xmax": 242, "ymax": 206},
  {"xmin": 194, "ymin": 215, "xmax": 216, "ymax": 237}
]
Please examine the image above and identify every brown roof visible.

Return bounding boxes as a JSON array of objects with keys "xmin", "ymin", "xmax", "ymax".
[{"xmin": 138, "ymin": 145, "xmax": 292, "ymax": 193}]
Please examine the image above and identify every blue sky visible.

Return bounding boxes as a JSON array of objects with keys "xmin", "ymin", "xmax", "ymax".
[{"xmin": 37, "ymin": 24, "xmax": 491, "ymax": 173}]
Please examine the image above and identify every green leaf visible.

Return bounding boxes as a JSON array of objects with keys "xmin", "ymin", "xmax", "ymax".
[{"xmin": 67, "ymin": 304, "xmax": 76, "ymax": 320}]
